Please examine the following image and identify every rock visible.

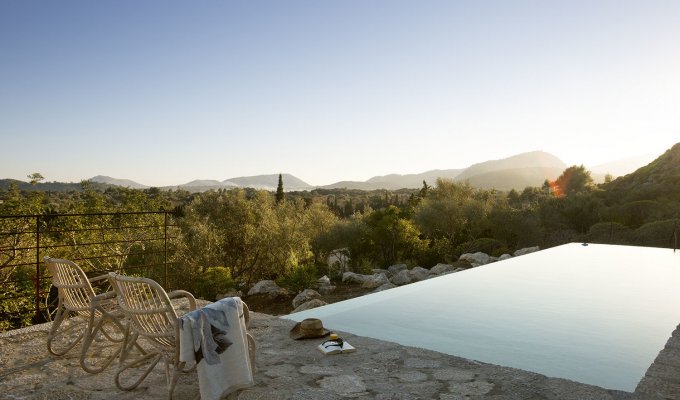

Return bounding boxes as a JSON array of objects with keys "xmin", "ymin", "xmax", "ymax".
[
  {"xmin": 373, "ymin": 283, "xmax": 396, "ymax": 293},
  {"xmin": 410, "ymin": 267, "xmax": 429, "ymax": 282},
  {"xmin": 362, "ymin": 273, "xmax": 390, "ymax": 289},
  {"xmin": 498, "ymin": 253, "xmax": 512, "ymax": 261},
  {"xmin": 514, "ymin": 246, "xmax": 539, "ymax": 256},
  {"xmin": 388, "ymin": 264, "xmax": 408, "ymax": 276},
  {"xmin": 292, "ymin": 298, "xmax": 327, "ymax": 313},
  {"xmin": 372, "ymin": 268, "xmax": 390, "ymax": 276},
  {"xmin": 292, "ymin": 289, "xmax": 322, "ymax": 309},
  {"xmin": 317, "ymin": 285, "xmax": 336, "ymax": 295},
  {"xmin": 317, "ymin": 275, "xmax": 331, "ymax": 286},
  {"xmin": 458, "ymin": 252, "xmax": 490, "ymax": 266},
  {"xmin": 391, "ymin": 270, "xmax": 413, "ymax": 286},
  {"xmin": 215, "ymin": 290, "xmax": 243, "ymax": 300},
  {"xmin": 429, "ymin": 263, "xmax": 456, "ymax": 276},
  {"xmin": 248, "ymin": 280, "xmax": 286, "ymax": 297},
  {"xmin": 342, "ymin": 272, "xmax": 369, "ymax": 284}
]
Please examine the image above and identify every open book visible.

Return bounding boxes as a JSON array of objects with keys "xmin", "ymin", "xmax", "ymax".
[{"xmin": 317, "ymin": 340, "xmax": 356, "ymax": 355}]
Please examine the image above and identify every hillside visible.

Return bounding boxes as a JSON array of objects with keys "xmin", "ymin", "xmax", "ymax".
[
  {"xmin": 602, "ymin": 143, "xmax": 680, "ymax": 203},
  {"xmin": 455, "ymin": 151, "xmax": 566, "ymax": 181},
  {"xmin": 458, "ymin": 167, "xmax": 565, "ymax": 191},
  {"xmin": 224, "ymin": 174, "xmax": 313, "ymax": 191},
  {"xmin": 90, "ymin": 175, "xmax": 149, "ymax": 189}
]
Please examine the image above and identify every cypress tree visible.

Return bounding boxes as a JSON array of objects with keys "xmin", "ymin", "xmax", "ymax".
[{"xmin": 275, "ymin": 174, "xmax": 285, "ymax": 204}]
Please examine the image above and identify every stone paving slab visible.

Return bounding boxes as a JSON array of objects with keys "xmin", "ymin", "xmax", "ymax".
[{"xmin": 0, "ymin": 311, "xmax": 638, "ymax": 400}]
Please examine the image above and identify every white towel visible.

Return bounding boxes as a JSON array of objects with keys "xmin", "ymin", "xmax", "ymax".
[{"xmin": 179, "ymin": 297, "xmax": 254, "ymax": 400}]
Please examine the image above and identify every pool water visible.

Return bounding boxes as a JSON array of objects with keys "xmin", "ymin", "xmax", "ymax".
[{"xmin": 286, "ymin": 243, "xmax": 680, "ymax": 391}]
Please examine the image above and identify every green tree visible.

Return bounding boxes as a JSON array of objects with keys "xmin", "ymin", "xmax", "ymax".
[
  {"xmin": 275, "ymin": 174, "xmax": 285, "ymax": 204},
  {"xmin": 553, "ymin": 165, "xmax": 594, "ymax": 197},
  {"xmin": 27, "ymin": 172, "xmax": 44, "ymax": 185}
]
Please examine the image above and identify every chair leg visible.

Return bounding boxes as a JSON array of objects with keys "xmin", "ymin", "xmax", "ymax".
[
  {"xmin": 47, "ymin": 305, "xmax": 85, "ymax": 356},
  {"xmin": 115, "ymin": 352, "xmax": 162, "ymax": 391},
  {"xmin": 80, "ymin": 315, "xmax": 124, "ymax": 374}
]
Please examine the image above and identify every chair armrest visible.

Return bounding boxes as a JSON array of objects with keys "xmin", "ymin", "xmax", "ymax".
[
  {"xmin": 167, "ymin": 290, "xmax": 197, "ymax": 311},
  {"xmin": 88, "ymin": 274, "xmax": 110, "ymax": 283},
  {"xmin": 89, "ymin": 290, "xmax": 117, "ymax": 311}
]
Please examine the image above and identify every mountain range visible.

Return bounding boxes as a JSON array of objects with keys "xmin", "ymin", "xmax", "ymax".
[{"xmin": 1, "ymin": 150, "xmax": 660, "ymax": 193}]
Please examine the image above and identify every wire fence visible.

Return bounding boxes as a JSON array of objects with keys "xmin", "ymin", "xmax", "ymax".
[{"xmin": 0, "ymin": 211, "xmax": 179, "ymax": 330}]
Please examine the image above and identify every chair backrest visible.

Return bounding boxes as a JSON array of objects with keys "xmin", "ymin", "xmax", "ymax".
[
  {"xmin": 108, "ymin": 272, "xmax": 178, "ymax": 350},
  {"xmin": 44, "ymin": 257, "xmax": 96, "ymax": 315}
]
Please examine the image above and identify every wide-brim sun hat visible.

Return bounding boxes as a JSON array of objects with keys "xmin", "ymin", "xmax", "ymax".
[{"xmin": 289, "ymin": 318, "xmax": 331, "ymax": 340}]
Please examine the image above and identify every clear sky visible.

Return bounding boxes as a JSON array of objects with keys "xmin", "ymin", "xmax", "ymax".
[{"xmin": 1, "ymin": 1, "xmax": 678, "ymax": 187}]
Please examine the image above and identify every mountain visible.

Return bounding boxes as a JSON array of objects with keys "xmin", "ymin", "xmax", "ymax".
[
  {"xmin": 602, "ymin": 143, "xmax": 680, "ymax": 203},
  {"xmin": 589, "ymin": 154, "xmax": 658, "ymax": 178},
  {"xmin": 457, "ymin": 167, "xmax": 565, "ymax": 191},
  {"xmin": 181, "ymin": 179, "xmax": 237, "ymax": 188},
  {"xmin": 224, "ymin": 174, "xmax": 313, "ymax": 191},
  {"xmin": 323, "ymin": 151, "xmax": 567, "ymax": 191},
  {"xmin": 90, "ymin": 175, "xmax": 149, "ymax": 189}
]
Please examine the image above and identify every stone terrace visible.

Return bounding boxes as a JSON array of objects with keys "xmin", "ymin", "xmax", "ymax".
[{"xmin": 8, "ymin": 309, "xmax": 677, "ymax": 400}]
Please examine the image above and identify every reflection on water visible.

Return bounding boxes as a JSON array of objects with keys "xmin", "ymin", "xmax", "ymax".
[{"xmin": 287, "ymin": 243, "xmax": 680, "ymax": 392}]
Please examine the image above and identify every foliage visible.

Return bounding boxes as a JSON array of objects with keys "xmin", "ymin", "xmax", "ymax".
[
  {"xmin": 455, "ymin": 238, "xmax": 509, "ymax": 258},
  {"xmin": 275, "ymin": 174, "xmax": 285, "ymax": 204},
  {"xmin": 276, "ymin": 264, "xmax": 319, "ymax": 293},
  {"xmin": 552, "ymin": 165, "xmax": 594, "ymax": 197},
  {"xmin": 190, "ymin": 267, "xmax": 236, "ymax": 301}
]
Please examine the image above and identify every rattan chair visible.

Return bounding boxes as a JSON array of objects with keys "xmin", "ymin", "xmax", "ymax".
[
  {"xmin": 44, "ymin": 257, "xmax": 126, "ymax": 373},
  {"xmin": 108, "ymin": 272, "xmax": 199, "ymax": 398}
]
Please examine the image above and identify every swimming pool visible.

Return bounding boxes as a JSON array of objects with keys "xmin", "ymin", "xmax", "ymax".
[{"xmin": 286, "ymin": 243, "xmax": 680, "ymax": 391}]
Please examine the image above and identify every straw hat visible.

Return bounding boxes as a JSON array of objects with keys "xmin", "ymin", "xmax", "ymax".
[{"xmin": 289, "ymin": 318, "xmax": 330, "ymax": 340}]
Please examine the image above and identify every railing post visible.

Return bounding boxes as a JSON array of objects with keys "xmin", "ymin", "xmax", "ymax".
[
  {"xmin": 164, "ymin": 212, "xmax": 168, "ymax": 288},
  {"xmin": 34, "ymin": 215, "xmax": 41, "ymax": 322}
]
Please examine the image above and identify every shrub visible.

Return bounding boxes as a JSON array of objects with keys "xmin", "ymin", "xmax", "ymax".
[
  {"xmin": 276, "ymin": 264, "xmax": 319, "ymax": 293},
  {"xmin": 191, "ymin": 267, "xmax": 236, "ymax": 301},
  {"xmin": 587, "ymin": 222, "xmax": 632, "ymax": 245},
  {"xmin": 633, "ymin": 219, "xmax": 680, "ymax": 248},
  {"xmin": 455, "ymin": 238, "xmax": 509, "ymax": 257}
]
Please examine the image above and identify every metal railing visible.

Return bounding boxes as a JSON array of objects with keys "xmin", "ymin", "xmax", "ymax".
[{"xmin": 0, "ymin": 211, "xmax": 179, "ymax": 330}]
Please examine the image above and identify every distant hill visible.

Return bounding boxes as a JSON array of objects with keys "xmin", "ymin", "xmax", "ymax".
[
  {"xmin": 458, "ymin": 167, "xmax": 566, "ymax": 191},
  {"xmin": 90, "ymin": 175, "xmax": 149, "ymax": 189},
  {"xmin": 223, "ymin": 174, "xmax": 313, "ymax": 191},
  {"xmin": 602, "ymin": 143, "xmax": 680, "ymax": 203},
  {"xmin": 323, "ymin": 151, "xmax": 567, "ymax": 191},
  {"xmin": 590, "ymin": 154, "xmax": 658, "ymax": 178}
]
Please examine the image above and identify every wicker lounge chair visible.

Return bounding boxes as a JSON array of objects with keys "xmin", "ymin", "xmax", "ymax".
[
  {"xmin": 43, "ymin": 257, "xmax": 126, "ymax": 373},
  {"xmin": 108, "ymin": 272, "xmax": 199, "ymax": 398}
]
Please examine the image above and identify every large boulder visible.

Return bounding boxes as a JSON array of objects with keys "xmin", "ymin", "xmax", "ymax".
[
  {"xmin": 459, "ymin": 252, "xmax": 491, "ymax": 266},
  {"xmin": 248, "ymin": 280, "xmax": 287, "ymax": 297},
  {"xmin": 361, "ymin": 273, "xmax": 390, "ymax": 289},
  {"xmin": 342, "ymin": 272, "xmax": 369, "ymax": 284},
  {"xmin": 318, "ymin": 285, "xmax": 336, "ymax": 295},
  {"xmin": 429, "ymin": 263, "xmax": 457, "ymax": 276},
  {"xmin": 390, "ymin": 270, "xmax": 413, "ymax": 286},
  {"xmin": 514, "ymin": 246, "xmax": 539, "ymax": 257},
  {"xmin": 317, "ymin": 275, "xmax": 331, "ymax": 286},
  {"xmin": 373, "ymin": 282, "xmax": 396, "ymax": 293},
  {"xmin": 410, "ymin": 267, "xmax": 429, "ymax": 282},
  {"xmin": 292, "ymin": 299, "xmax": 327, "ymax": 313},
  {"xmin": 292, "ymin": 289, "xmax": 322, "ymax": 309},
  {"xmin": 387, "ymin": 264, "xmax": 408, "ymax": 276}
]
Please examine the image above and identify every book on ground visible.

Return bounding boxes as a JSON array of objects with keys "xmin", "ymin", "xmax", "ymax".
[{"xmin": 317, "ymin": 340, "xmax": 356, "ymax": 355}]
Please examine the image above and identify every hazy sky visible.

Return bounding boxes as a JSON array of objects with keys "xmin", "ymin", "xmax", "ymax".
[{"xmin": 1, "ymin": 1, "xmax": 678, "ymax": 187}]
